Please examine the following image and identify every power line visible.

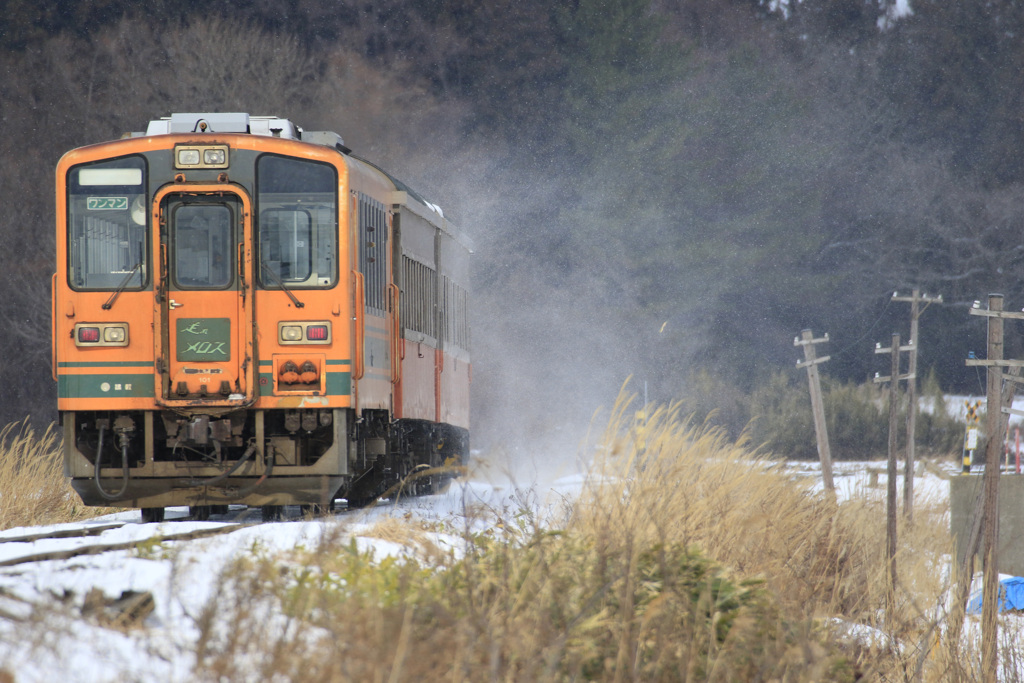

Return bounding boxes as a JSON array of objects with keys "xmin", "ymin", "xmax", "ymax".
[{"xmin": 829, "ymin": 292, "xmax": 893, "ymax": 361}]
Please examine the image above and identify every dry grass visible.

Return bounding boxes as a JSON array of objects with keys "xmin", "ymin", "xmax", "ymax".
[
  {"xmin": 177, "ymin": 390, "xmax": 976, "ymax": 681},
  {"xmin": 0, "ymin": 391, "xmax": 973, "ymax": 680},
  {"xmin": 576, "ymin": 394, "xmax": 963, "ymax": 680},
  {"xmin": 355, "ymin": 516, "xmax": 452, "ymax": 565},
  {"xmin": 0, "ymin": 420, "xmax": 110, "ymax": 530}
]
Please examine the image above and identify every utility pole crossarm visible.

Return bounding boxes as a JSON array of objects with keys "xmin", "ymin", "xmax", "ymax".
[
  {"xmin": 796, "ymin": 355, "xmax": 830, "ymax": 369},
  {"xmin": 966, "ymin": 359, "xmax": 1024, "ymax": 368},
  {"xmin": 794, "ymin": 333, "xmax": 830, "ymax": 346},
  {"xmin": 873, "ymin": 373, "xmax": 916, "ymax": 383},
  {"xmin": 969, "ymin": 306, "xmax": 1024, "ymax": 320},
  {"xmin": 874, "ymin": 343, "xmax": 916, "ymax": 354},
  {"xmin": 892, "ymin": 290, "xmax": 942, "ymax": 311}
]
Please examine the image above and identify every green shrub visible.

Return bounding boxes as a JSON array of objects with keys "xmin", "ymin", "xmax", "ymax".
[{"xmin": 748, "ymin": 370, "xmax": 962, "ymax": 460}]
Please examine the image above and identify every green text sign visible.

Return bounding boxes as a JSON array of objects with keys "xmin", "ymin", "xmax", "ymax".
[{"xmin": 176, "ymin": 318, "xmax": 231, "ymax": 361}]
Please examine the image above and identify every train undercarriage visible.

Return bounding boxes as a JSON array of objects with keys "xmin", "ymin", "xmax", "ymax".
[{"xmin": 62, "ymin": 408, "xmax": 469, "ymax": 521}]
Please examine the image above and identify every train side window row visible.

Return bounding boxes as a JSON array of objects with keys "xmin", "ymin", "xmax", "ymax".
[{"xmin": 400, "ymin": 256, "xmax": 469, "ymax": 350}]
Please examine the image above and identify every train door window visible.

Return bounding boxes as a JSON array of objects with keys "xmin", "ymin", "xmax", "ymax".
[
  {"xmin": 172, "ymin": 204, "xmax": 233, "ymax": 288},
  {"xmin": 66, "ymin": 156, "xmax": 148, "ymax": 290},
  {"xmin": 256, "ymin": 155, "xmax": 337, "ymax": 289}
]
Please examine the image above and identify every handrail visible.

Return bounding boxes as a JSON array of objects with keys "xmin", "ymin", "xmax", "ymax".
[
  {"xmin": 389, "ymin": 283, "xmax": 402, "ymax": 385},
  {"xmin": 353, "ymin": 270, "xmax": 365, "ymax": 380},
  {"xmin": 435, "ymin": 347, "xmax": 443, "ymax": 423},
  {"xmin": 50, "ymin": 273, "xmax": 58, "ymax": 382}
]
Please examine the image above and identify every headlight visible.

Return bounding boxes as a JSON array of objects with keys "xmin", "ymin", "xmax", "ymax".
[
  {"xmin": 174, "ymin": 145, "xmax": 229, "ymax": 169},
  {"xmin": 103, "ymin": 326, "xmax": 126, "ymax": 343},
  {"xmin": 280, "ymin": 326, "xmax": 303, "ymax": 342},
  {"xmin": 204, "ymin": 148, "xmax": 226, "ymax": 165},
  {"xmin": 177, "ymin": 148, "xmax": 200, "ymax": 166}
]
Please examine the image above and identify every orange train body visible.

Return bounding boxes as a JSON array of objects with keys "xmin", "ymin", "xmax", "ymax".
[{"xmin": 52, "ymin": 114, "xmax": 471, "ymax": 518}]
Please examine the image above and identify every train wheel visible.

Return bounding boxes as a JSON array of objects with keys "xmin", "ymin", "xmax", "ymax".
[
  {"xmin": 261, "ymin": 505, "xmax": 284, "ymax": 522},
  {"xmin": 141, "ymin": 507, "xmax": 165, "ymax": 523},
  {"xmin": 300, "ymin": 504, "xmax": 328, "ymax": 517},
  {"xmin": 344, "ymin": 495, "xmax": 377, "ymax": 509},
  {"xmin": 190, "ymin": 505, "xmax": 212, "ymax": 521}
]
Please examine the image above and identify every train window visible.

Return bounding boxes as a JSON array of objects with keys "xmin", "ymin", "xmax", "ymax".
[
  {"xmin": 401, "ymin": 256, "xmax": 436, "ymax": 339},
  {"xmin": 442, "ymin": 276, "xmax": 470, "ymax": 350},
  {"xmin": 172, "ymin": 204, "xmax": 233, "ymax": 288},
  {"xmin": 358, "ymin": 193, "xmax": 388, "ymax": 315},
  {"xmin": 256, "ymin": 155, "xmax": 337, "ymax": 289},
  {"xmin": 260, "ymin": 209, "xmax": 312, "ymax": 281},
  {"xmin": 66, "ymin": 156, "xmax": 147, "ymax": 291}
]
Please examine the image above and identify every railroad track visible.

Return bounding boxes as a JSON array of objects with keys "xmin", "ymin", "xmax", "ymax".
[
  {"xmin": 0, "ymin": 497, "xmax": 398, "ymax": 569},
  {"xmin": 0, "ymin": 465, "xmax": 466, "ymax": 570},
  {"xmin": 0, "ymin": 521, "xmax": 248, "ymax": 568}
]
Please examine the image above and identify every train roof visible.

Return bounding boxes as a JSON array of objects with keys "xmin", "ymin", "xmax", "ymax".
[
  {"xmin": 141, "ymin": 112, "xmax": 300, "ymax": 138},
  {"xmin": 136, "ymin": 113, "xmax": 471, "ymax": 251}
]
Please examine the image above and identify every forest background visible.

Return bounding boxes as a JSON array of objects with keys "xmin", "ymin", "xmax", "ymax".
[{"xmin": 1, "ymin": 0, "xmax": 1021, "ymax": 452}]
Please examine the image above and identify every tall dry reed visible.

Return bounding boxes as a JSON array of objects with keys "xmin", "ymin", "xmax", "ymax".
[
  {"xmin": 0, "ymin": 420, "xmax": 105, "ymax": 530},
  {"xmin": 575, "ymin": 392, "xmax": 969, "ymax": 679}
]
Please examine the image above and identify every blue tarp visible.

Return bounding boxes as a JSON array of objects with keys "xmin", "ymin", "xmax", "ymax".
[{"xmin": 967, "ymin": 577, "xmax": 1024, "ymax": 614}]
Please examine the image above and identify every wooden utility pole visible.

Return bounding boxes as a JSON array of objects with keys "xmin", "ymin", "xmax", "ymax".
[
  {"xmin": 964, "ymin": 294, "xmax": 1021, "ymax": 683},
  {"xmin": 874, "ymin": 333, "xmax": 914, "ymax": 623},
  {"xmin": 891, "ymin": 289, "xmax": 942, "ymax": 521},
  {"xmin": 795, "ymin": 329, "xmax": 834, "ymax": 498}
]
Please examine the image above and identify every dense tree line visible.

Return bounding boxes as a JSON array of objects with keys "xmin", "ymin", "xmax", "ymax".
[{"xmin": 2, "ymin": 1, "xmax": 1023, "ymax": 446}]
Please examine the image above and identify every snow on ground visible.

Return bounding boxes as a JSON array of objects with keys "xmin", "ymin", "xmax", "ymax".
[
  {"xmin": 0, "ymin": 457, "xmax": 1015, "ymax": 681},
  {"xmin": 0, "ymin": 469, "xmax": 586, "ymax": 682}
]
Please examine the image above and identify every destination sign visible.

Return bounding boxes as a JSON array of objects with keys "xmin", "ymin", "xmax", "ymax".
[{"xmin": 87, "ymin": 197, "xmax": 128, "ymax": 210}]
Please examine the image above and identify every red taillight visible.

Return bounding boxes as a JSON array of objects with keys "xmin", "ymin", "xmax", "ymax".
[
  {"xmin": 306, "ymin": 325, "xmax": 329, "ymax": 341},
  {"xmin": 78, "ymin": 327, "xmax": 100, "ymax": 343}
]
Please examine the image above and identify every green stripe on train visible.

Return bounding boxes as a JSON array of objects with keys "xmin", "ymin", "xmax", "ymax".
[
  {"xmin": 58, "ymin": 361, "xmax": 155, "ymax": 368},
  {"xmin": 58, "ymin": 373, "xmax": 156, "ymax": 399},
  {"xmin": 326, "ymin": 371, "xmax": 351, "ymax": 394}
]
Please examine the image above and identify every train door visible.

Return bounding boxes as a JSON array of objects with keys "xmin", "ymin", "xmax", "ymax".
[
  {"xmin": 355, "ymin": 192, "xmax": 396, "ymax": 411},
  {"xmin": 154, "ymin": 187, "xmax": 255, "ymax": 405}
]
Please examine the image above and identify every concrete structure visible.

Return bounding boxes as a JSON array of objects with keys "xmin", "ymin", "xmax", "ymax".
[{"xmin": 950, "ymin": 473, "xmax": 1024, "ymax": 576}]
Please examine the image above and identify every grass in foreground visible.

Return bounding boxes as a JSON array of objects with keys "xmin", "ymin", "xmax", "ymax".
[
  {"xmin": 182, "ymin": 393, "xmax": 970, "ymax": 681},
  {"xmin": 0, "ymin": 397, "xmax": 982, "ymax": 680},
  {"xmin": 0, "ymin": 420, "xmax": 109, "ymax": 530}
]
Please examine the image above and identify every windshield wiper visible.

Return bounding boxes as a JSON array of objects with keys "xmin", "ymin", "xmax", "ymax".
[
  {"xmin": 260, "ymin": 261, "xmax": 304, "ymax": 308},
  {"xmin": 102, "ymin": 262, "xmax": 143, "ymax": 310}
]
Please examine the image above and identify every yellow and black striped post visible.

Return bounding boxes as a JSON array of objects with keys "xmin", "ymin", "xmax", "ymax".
[{"xmin": 963, "ymin": 400, "xmax": 981, "ymax": 472}]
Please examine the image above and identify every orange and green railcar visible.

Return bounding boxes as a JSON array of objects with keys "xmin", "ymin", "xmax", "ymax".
[{"xmin": 52, "ymin": 113, "xmax": 471, "ymax": 521}]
